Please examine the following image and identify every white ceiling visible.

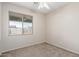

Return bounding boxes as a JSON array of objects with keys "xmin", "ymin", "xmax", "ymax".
[{"xmin": 9, "ymin": 2, "xmax": 68, "ymax": 14}]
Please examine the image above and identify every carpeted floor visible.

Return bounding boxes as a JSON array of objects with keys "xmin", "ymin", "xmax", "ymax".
[{"xmin": 1, "ymin": 43, "xmax": 79, "ymax": 57}]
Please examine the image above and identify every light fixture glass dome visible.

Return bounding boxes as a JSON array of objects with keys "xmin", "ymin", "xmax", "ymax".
[{"xmin": 34, "ymin": 2, "xmax": 50, "ymax": 9}]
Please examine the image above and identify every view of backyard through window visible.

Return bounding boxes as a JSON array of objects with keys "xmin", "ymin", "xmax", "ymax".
[{"xmin": 9, "ymin": 12, "xmax": 33, "ymax": 35}]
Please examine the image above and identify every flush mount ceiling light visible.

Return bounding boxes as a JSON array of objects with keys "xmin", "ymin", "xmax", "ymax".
[{"xmin": 34, "ymin": 2, "xmax": 50, "ymax": 9}]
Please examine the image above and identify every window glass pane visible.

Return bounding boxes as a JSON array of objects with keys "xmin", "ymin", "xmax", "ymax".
[
  {"xmin": 9, "ymin": 12, "xmax": 22, "ymax": 35},
  {"xmin": 23, "ymin": 15, "xmax": 33, "ymax": 34},
  {"xmin": 8, "ymin": 12, "xmax": 33, "ymax": 35}
]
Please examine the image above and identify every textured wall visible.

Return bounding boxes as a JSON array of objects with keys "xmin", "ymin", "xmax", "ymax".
[
  {"xmin": 2, "ymin": 3, "xmax": 45, "ymax": 52},
  {"xmin": 46, "ymin": 3, "xmax": 79, "ymax": 54},
  {"xmin": 0, "ymin": 3, "xmax": 1, "ymax": 40}
]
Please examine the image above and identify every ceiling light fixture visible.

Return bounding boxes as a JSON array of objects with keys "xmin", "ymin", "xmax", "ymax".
[{"xmin": 34, "ymin": 2, "xmax": 50, "ymax": 9}]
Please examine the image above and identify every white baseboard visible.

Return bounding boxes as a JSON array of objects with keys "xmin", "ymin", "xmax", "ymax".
[
  {"xmin": 46, "ymin": 41, "xmax": 79, "ymax": 55},
  {"xmin": 2, "ymin": 41, "xmax": 45, "ymax": 53},
  {"xmin": 2, "ymin": 40, "xmax": 79, "ymax": 55}
]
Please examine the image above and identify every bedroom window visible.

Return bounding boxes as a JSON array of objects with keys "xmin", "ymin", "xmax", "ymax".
[{"xmin": 8, "ymin": 11, "xmax": 33, "ymax": 35}]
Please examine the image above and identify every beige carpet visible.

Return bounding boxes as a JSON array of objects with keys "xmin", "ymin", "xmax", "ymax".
[{"xmin": 1, "ymin": 43, "xmax": 79, "ymax": 57}]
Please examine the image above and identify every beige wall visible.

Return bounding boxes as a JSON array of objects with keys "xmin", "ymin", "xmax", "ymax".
[
  {"xmin": 0, "ymin": 3, "xmax": 2, "ymax": 54},
  {"xmin": 2, "ymin": 3, "xmax": 45, "ymax": 52},
  {"xmin": 46, "ymin": 3, "xmax": 79, "ymax": 54}
]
